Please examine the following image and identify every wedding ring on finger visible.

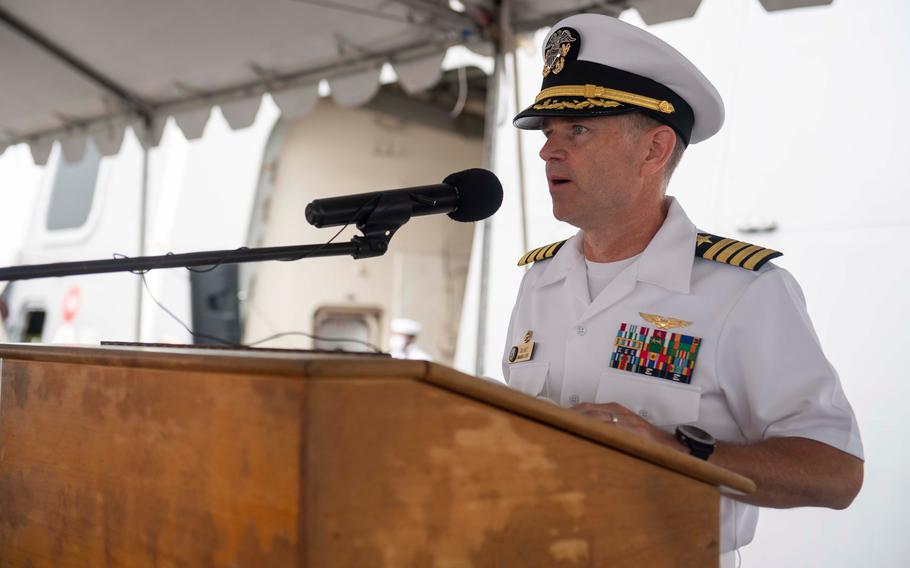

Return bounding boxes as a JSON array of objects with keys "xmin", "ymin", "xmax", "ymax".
[{"xmin": 608, "ymin": 411, "xmax": 619, "ymax": 424}]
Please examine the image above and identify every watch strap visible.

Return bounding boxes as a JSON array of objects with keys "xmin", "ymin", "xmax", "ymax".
[{"xmin": 675, "ymin": 426, "xmax": 715, "ymax": 460}]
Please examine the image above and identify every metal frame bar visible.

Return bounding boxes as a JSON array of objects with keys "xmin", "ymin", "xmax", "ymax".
[
  {"xmin": 0, "ymin": 5, "xmax": 152, "ymax": 123},
  {"xmin": 6, "ymin": 34, "xmax": 479, "ymax": 147}
]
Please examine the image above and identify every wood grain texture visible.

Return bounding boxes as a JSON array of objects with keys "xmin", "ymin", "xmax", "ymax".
[
  {"xmin": 0, "ymin": 343, "xmax": 754, "ymax": 494},
  {"xmin": 0, "ymin": 342, "xmax": 419, "ymax": 378},
  {"xmin": 0, "ymin": 345, "xmax": 742, "ymax": 566},
  {"xmin": 305, "ymin": 379, "xmax": 719, "ymax": 567},
  {"xmin": 424, "ymin": 364, "xmax": 755, "ymax": 494},
  {"xmin": 0, "ymin": 358, "xmax": 305, "ymax": 566}
]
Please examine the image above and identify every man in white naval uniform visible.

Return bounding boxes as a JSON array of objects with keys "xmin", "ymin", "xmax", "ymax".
[{"xmin": 502, "ymin": 13, "xmax": 863, "ymax": 562}]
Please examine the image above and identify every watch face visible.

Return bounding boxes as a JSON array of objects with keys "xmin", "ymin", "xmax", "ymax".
[{"xmin": 679, "ymin": 424, "xmax": 715, "ymax": 445}]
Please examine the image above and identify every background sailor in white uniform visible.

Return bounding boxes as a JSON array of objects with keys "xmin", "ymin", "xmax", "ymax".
[{"xmin": 390, "ymin": 317, "xmax": 433, "ymax": 361}]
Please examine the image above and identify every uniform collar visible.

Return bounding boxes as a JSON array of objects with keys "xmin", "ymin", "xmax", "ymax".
[
  {"xmin": 535, "ymin": 231, "xmax": 584, "ymax": 289},
  {"xmin": 636, "ymin": 197, "xmax": 695, "ymax": 294},
  {"xmin": 534, "ymin": 197, "xmax": 695, "ymax": 294}
]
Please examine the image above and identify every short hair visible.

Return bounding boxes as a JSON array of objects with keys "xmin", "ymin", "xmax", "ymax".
[{"xmin": 621, "ymin": 112, "xmax": 686, "ymax": 187}]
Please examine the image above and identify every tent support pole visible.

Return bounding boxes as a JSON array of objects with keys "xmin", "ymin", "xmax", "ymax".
[
  {"xmin": 508, "ymin": 24, "xmax": 530, "ymax": 256},
  {"xmin": 474, "ymin": 0, "xmax": 514, "ymax": 377},
  {"xmin": 474, "ymin": 53, "xmax": 500, "ymax": 377},
  {"xmin": 136, "ymin": 122, "xmax": 150, "ymax": 342}
]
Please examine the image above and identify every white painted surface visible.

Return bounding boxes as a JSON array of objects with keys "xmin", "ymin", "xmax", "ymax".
[
  {"xmin": 0, "ymin": 99, "xmax": 278, "ymax": 345},
  {"xmin": 243, "ymin": 98, "xmax": 481, "ymax": 363},
  {"xmin": 0, "ymin": 145, "xmax": 44, "ymax": 269},
  {"xmin": 139, "ymin": 100, "xmax": 280, "ymax": 343}
]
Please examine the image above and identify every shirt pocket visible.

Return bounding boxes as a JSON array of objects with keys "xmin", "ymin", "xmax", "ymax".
[
  {"xmin": 594, "ymin": 369, "xmax": 701, "ymax": 427},
  {"xmin": 507, "ymin": 361, "xmax": 550, "ymax": 398}
]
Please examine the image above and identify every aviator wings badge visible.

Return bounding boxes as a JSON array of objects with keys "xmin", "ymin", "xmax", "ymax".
[{"xmin": 639, "ymin": 312, "xmax": 692, "ymax": 331}]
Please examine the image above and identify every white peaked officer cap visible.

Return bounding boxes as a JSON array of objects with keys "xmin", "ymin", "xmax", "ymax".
[
  {"xmin": 513, "ymin": 13, "xmax": 725, "ymax": 145},
  {"xmin": 391, "ymin": 318, "xmax": 422, "ymax": 335}
]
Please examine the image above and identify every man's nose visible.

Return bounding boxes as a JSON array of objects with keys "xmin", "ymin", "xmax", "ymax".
[{"xmin": 539, "ymin": 135, "xmax": 566, "ymax": 162}]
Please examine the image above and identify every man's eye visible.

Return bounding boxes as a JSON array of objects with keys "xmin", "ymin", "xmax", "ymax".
[{"xmin": 572, "ymin": 125, "xmax": 588, "ymax": 135}]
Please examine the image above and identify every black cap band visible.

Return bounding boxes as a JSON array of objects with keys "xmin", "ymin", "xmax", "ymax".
[
  {"xmin": 515, "ymin": 60, "xmax": 695, "ymax": 146},
  {"xmin": 514, "ymin": 26, "xmax": 696, "ymax": 146}
]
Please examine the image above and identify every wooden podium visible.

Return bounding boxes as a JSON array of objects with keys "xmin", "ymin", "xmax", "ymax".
[{"xmin": 0, "ymin": 344, "xmax": 753, "ymax": 567}]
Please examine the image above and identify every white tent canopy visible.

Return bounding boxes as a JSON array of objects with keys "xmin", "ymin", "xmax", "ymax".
[{"xmin": 0, "ymin": 0, "xmax": 831, "ymax": 164}]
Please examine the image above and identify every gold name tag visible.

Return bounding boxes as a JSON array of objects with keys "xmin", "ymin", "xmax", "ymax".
[{"xmin": 509, "ymin": 331, "xmax": 535, "ymax": 363}]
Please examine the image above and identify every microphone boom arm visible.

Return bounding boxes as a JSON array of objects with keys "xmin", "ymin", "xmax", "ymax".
[{"xmin": 0, "ymin": 192, "xmax": 418, "ymax": 282}]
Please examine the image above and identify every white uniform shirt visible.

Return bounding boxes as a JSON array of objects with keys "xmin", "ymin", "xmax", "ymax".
[
  {"xmin": 585, "ymin": 255, "xmax": 639, "ymax": 300},
  {"xmin": 502, "ymin": 198, "xmax": 863, "ymax": 552}
]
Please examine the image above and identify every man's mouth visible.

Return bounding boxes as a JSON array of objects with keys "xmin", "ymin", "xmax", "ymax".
[{"xmin": 548, "ymin": 175, "xmax": 572, "ymax": 187}]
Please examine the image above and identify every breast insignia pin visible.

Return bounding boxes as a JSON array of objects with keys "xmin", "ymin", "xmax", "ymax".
[
  {"xmin": 509, "ymin": 330, "xmax": 536, "ymax": 363},
  {"xmin": 639, "ymin": 312, "xmax": 692, "ymax": 331}
]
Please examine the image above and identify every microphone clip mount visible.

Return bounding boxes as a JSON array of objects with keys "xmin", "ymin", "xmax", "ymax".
[{"xmin": 350, "ymin": 192, "xmax": 415, "ymax": 259}]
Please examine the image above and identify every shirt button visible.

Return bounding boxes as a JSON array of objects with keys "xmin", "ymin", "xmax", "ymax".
[
  {"xmin": 576, "ymin": 326, "xmax": 586, "ymax": 336},
  {"xmin": 638, "ymin": 409, "xmax": 651, "ymax": 419},
  {"xmin": 569, "ymin": 394, "xmax": 580, "ymax": 404}
]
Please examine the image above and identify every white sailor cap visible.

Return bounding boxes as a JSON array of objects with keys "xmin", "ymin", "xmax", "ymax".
[
  {"xmin": 391, "ymin": 318, "xmax": 421, "ymax": 335},
  {"xmin": 513, "ymin": 14, "xmax": 725, "ymax": 145}
]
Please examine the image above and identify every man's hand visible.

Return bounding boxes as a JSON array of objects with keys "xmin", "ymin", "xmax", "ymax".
[
  {"xmin": 573, "ymin": 402, "xmax": 687, "ymax": 453},
  {"xmin": 572, "ymin": 402, "xmax": 864, "ymax": 510}
]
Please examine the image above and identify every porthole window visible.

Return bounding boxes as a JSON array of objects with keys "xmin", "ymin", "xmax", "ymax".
[{"xmin": 45, "ymin": 142, "xmax": 101, "ymax": 231}]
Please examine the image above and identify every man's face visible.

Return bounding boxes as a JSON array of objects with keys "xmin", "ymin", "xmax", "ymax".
[{"xmin": 539, "ymin": 115, "xmax": 643, "ymax": 229}]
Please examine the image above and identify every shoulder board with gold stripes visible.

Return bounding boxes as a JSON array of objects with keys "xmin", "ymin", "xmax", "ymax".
[
  {"xmin": 695, "ymin": 232, "xmax": 782, "ymax": 271},
  {"xmin": 517, "ymin": 240, "xmax": 568, "ymax": 266}
]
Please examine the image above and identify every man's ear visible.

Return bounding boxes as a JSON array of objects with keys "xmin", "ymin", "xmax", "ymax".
[{"xmin": 640, "ymin": 125, "xmax": 677, "ymax": 179}]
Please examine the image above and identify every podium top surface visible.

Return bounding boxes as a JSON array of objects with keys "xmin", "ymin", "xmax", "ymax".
[{"xmin": 0, "ymin": 343, "xmax": 755, "ymax": 493}]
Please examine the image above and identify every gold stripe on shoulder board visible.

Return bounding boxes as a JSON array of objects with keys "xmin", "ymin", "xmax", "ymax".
[
  {"xmin": 694, "ymin": 232, "xmax": 782, "ymax": 271},
  {"xmin": 517, "ymin": 240, "xmax": 568, "ymax": 266}
]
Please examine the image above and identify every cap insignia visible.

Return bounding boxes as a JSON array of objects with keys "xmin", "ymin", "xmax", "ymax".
[{"xmin": 542, "ymin": 28, "xmax": 577, "ymax": 77}]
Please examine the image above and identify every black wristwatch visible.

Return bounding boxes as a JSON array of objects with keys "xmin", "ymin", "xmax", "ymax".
[{"xmin": 675, "ymin": 424, "xmax": 716, "ymax": 460}]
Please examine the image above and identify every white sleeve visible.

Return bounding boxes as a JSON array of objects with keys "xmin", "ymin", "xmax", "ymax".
[{"xmin": 716, "ymin": 267, "xmax": 864, "ymax": 459}]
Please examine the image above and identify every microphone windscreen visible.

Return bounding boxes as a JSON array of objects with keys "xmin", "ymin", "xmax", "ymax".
[{"xmin": 443, "ymin": 168, "xmax": 503, "ymax": 222}]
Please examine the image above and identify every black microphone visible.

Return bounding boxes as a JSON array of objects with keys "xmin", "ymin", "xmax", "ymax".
[{"xmin": 304, "ymin": 168, "xmax": 503, "ymax": 228}]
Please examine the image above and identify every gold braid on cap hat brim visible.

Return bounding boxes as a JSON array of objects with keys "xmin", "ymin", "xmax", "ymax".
[
  {"xmin": 534, "ymin": 84, "xmax": 675, "ymax": 114},
  {"xmin": 534, "ymin": 98, "xmax": 622, "ymax": 111}
]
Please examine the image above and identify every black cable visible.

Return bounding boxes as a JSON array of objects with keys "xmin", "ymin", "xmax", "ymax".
[
  {"xmin": 246, "ymin": 331, "xmax": 382, "ymax": 352},
  {"xmin": 138, "ymin": 274, "xmax": 382, "ymax": 351},
  {"xmin": 121, "ymin": 194, "xmax": 384, "ymax": 349},
  {"xmin": 277, "ymin": 218, "xmax": 352, "ymax": 262},
  {"xmin": 113, "ymin": 253, "xmax": 149, "ymax": 274},
  {"xmin": 138, "ymin": 272, "xmax": 234, "ymax": 346},
  {"xmin": 185, "ymin": 247, "xmax": 250, "ymax": 273}
]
